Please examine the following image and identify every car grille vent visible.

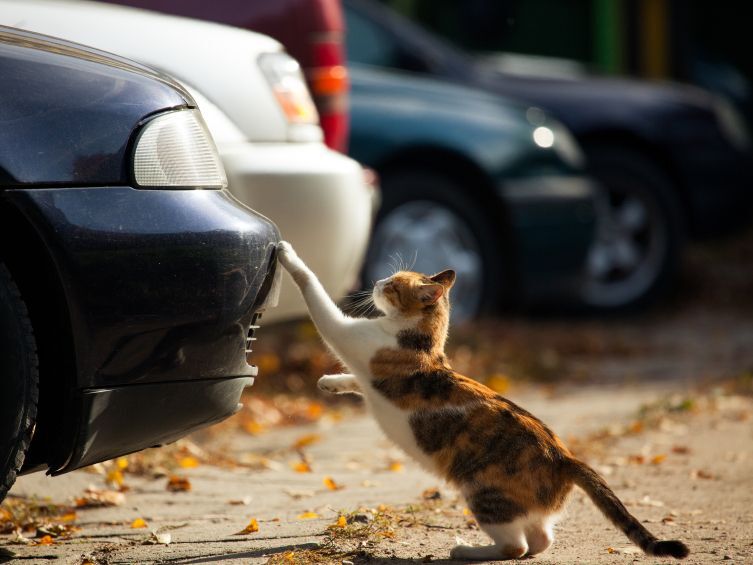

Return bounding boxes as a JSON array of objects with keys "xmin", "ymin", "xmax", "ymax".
[{"xmin": 246, "ymin": 313, "xmax": 261, "ymax": 355}]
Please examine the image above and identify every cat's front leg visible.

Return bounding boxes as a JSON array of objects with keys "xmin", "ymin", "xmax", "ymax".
[
  {"xmin": 318, "ymin": 373, "xmax": 361, "ymax": 395},
  {"xmin": 276, "ymin": 241, "xmax": 352, "ymax": 341}
]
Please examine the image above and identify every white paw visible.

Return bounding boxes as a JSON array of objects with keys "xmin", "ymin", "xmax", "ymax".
[
  {"xmin": 276, "ymin": 241, "xmax": 298, "ymax": 269},
  {"xmin": 317, "ymin": 376, "xmax": 356, "ymax": 394},
  {"xmin": 450, "ymin": 544, "xmax": 475, "ymax": 560}
]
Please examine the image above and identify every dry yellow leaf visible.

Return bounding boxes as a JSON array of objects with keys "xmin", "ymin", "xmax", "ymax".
[
  {"xmin": 242, "ymin": 420, "xmax": 265, "ymax": 435},
  {"xmin": 332, "ymin": 515, "xmax": 347, "ymax": 528},
  {"xmin": 106, "ymin": 469, "xmax": 124, "ymax": 487},
  {"xmin": 292, "ymin": 433, "xmax": 321, "ymax": 449},
  {"xmin": 60, "ymin": 512, "xmax": 77, "ymax": 523},
  {"xmin": 323, "ymin": 476, "xmax": 343, "ymax": 491},
  {"xmin": 607, "ymin": 547, "xmax": 616, "ymax": 554},
  {"xmin": 297, "ymin": 511, "xmax": 319, "ymax": 520},
  {"xmin": 486, "ymin": 374, "xmax": 511, "ymax": 393},
  {"xmin": 178, "ymin": 456, "xmax": 200, "ymax": 469},
  {"xmin": 234, "ymin": 518, "xmax": 260, "ymax": 535},
  {"xmin": 166, "ymin": 476, "xmax": 192, "ymax": 492},
  {"xmin": 650, "ymin": 454, "xmax": 667, "ymax": 465},
  {"xmin": 115, "ymin": 457, "xmax": 129, "ymax": 470},
  {"xmin": 388, "ymin": 461, "xmax": 403, "ymax": 472},
  {"xmin": 306, "ymin": 403, "xmax": 323, "ymax": 419},
  {"xmin": 0, "ymin": 508, "xmax": 13, "ymax": 522},
  {"xmin": 130, "ymin": 518, "xmax": 148, "ymax": 529},
  {"xmin": 291, "ymin": 461, "xmax": 312, "ymax": 473},
  {"xmin": 36, "ymin": 535, "xmax": 54, "ymax": 546},
  {"xmin": 462, "ymin": 507, "xmax": 472, "ymax": 516}
]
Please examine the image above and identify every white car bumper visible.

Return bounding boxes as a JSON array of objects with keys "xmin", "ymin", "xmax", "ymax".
[{"xmin": 219, "ymin": 142, "xmax": 376, "ymax": 323}]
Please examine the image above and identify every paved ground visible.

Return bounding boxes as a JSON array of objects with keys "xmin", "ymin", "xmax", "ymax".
[{"xmin": 3, "ymin": 378, "xmax": 752, "ymax": 564}]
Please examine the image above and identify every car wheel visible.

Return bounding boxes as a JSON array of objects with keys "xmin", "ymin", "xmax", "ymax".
[
  {"xmin": 363, "ymin": 170, "xmax": 504, "ymax": 322},
  {"xmin": 0, "ymin": 263, "xmax": 39, "ymax": 503},
  {"xmin": 581, "ymin": 147, "xmax": 684, "ymax": 311}
]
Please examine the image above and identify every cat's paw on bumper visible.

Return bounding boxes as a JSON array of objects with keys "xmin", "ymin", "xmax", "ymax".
[{"xmin": 276, "ymin": 240, "xmax": 298, "ymax": 270}]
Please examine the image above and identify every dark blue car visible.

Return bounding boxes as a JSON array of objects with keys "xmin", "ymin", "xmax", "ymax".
[{"xmin": 0, "ymin": 28, "xmax": 280, "ymax": 502}]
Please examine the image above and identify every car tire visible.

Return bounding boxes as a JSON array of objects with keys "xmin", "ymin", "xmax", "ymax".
[
  {"xmin": 581, "ymin": 146, "xmax": 684, "ymax": 312},
  {"xmin": 362, "ymin": 170, "xmax": 506, "ymax": 322},
  {"xmin": 0, "ymin": 263, "xmax": 39, "ymax": 504}
]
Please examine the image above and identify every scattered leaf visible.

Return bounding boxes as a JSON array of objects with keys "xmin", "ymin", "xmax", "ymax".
[
  {"xmin": 650, "ymin": 454, "xmax": 667, "ymax": 465},
  {"xmin": 234, "ymin": 518, "xmax": 259, "ymax": 535},
  {"xmin": 297, "ymin": 512, "xmax": 319, "ymax": 520},
  {"xmin": 291, "ymin": 461, "xmax": 312, "ymax": 473},
  {"xmin": 323, "ymin": 476, "xmax": 343, "ymax": 491},
  {"xmin": 131, "ymin": 518, "xmax": 148, "ymax": 529},
  {"xmin": 292, "ymin": 433, "xmax": 321, "ymax": 449},
  {"xmin": 690, "ymin": 469, "xmax": 715, "ymax": 480},
  {"xmin": 485, "ymin": 374, "xmax": 510, "ymax": 393},
  {"xmin": 242, "ymin": 420, "xmax": 265, "ymax": 435},
  {"xmin": 166, "ymin": 476, "xmax": 192, "ymax": 492},
  {"xmin": 178, "ymin": 456, "xmax": 200, "ymax": 469},
  {"xmin": 328, "ymin": 515, "xmax": 347, "ymax": 529},
  {"xmin": 35, "ymin": 535, "xmax": 54, "ymax": 546},
  {"xmin": 388, "ymin": 461, "xmax": 403, "ymax": 472},
  {"xmin": 105, "ymin": 469, "xmax": 124, "ymax": 487},
  {"xmin": 462, "ymin": 508, "xmax": 472, "ymax": 516},
  {"xmin": 422, "ymin": 488, "xmax": 441, "ymax": 500},
  {"xmin": 228, "ymin": 496, "xmax": 252, "ymax": 506},
  {"xmin": 672, "ymin": 445, "xmax": 691, "ymax": 455},
  {"xmin": 143, "ymin": 531, "xmax": 171, "ymax": 545},
  {"xmin": 74, "ymin": 486, "xmax": 125, "ymax": 508},
  {"xmin": 115, "ymin": 457, "xmax": 129, "ymax": 470}
]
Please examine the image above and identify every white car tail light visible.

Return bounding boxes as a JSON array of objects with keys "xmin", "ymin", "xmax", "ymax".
[
  {"xmin": 132, "ymin": 109, "xmax": 227, "ymax": 189},
  {"xmin": 259, "ymin": 52, "xmax": 319, "ymax": 125}
]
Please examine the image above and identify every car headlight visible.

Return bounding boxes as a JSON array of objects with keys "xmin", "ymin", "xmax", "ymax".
[
  {"xmin": 132, "ymin": 109, "xmax": 227, "ymax": 189},
  {"xmin": 258, "ymin": 52, "xmax": 319, "ymax": 125},
  {"xmin": 713, "ymin": 96, "xmax": 751, "ymax": 151}
]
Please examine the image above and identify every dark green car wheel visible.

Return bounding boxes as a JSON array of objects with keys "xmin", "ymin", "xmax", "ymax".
[{"xmin": 0, "ymin": 263, "xmax": 39, "ymax": 503}]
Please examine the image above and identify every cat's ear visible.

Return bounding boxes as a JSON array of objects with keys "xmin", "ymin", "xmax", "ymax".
[
  {"xmin": 430, "ymin": 269, "xmax": 456, "ymax": 288},
  {"xmin": 417, "ymin": 283, "xmax": 444, "ymax": 304}
]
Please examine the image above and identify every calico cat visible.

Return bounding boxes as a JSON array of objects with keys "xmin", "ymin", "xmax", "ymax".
[{"xmin": 276, "ymin": 241, "xmax": 689, "ymax": 561}]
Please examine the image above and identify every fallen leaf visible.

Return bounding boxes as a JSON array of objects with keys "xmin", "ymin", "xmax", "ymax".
[
  {"xmin": 422, "ymin": 488, "xmax": 441, "ymax": 500},
  {"xmin": 671, "ymin": 445, "xmax": 690, "ymax": 454},
  {"xmin": 306, "ymin": 403, "xmax": 323, "ymax": 420},
  {"xmin": 323, "ymin": 476, "xmax": 343, "ymax": 491},
  {"xmin": 650, "ymin": 454, "xmax": 667, "ymax": 465},
  {"xmin": 234, "ymin": 518, "xmax": 259, "ymax": 535},
  {"xmin": 105, "ymin": 469, "xmax": 124, "ymax": 487},
  {"xmin": 292, "ymin": 433, "xmax": 321, "ymax": 449},
  {"xmin": 115, "ymin": 457, "xmax": 129, "ymax": 470},
  {"xmin": 131, "ymin": 518, "xmax": 148, "ymax": 529},
  {"xmin": 242, "ymin": 420, "xmax": 265, "ymax": 435},
  {"xmin": 284, "ymin": 488, "xmax": 315, "ymax": 500},
  {"xmin": 178, "ymin": 456, "xmax": 200, "ymax": 469},
  {"xmin": 228, "ymin": 496, "xmax": 252, "ymax": 506},
  {"xmin": 291, "ymin": 461, "xmax": 312, "ymax": 473},
  {"xmin": 388, "ymin": 461, "xmax": 403, "ymax": 472},
  {"xmin": 690, "ymin": 469, "xmax": 715, "ymax": 480},
  {"xmin": 166, "ymin": 476, "xmax": 192, "ymax": 492},
  {"xmin": 74, "ymin": 486, "xmax": 125, "ymax": 508},
  {"xmin": 35, "ymin": 535, "xmax": 54, "ymax": 546},
  {"xmin": 143, "ymin": 531, "xmax": 171, "ymax": 545},
  {"xmin": 329, "ymin": 515, "xmax": 347, "ymax": 528},
  {"xmin": 462, "ymin": 508, "xmax": 472, "ymax": 516},
  {"xmin": 485, "ymin": 374, "xmax": 510, "ymax": 393},
  {"xmin": 60, "ymin": 512, "xmax": 77, "ymax": 523},
  {"xmin": 297, "ymin": 512, "xmax": 319, "ymax": 520}
]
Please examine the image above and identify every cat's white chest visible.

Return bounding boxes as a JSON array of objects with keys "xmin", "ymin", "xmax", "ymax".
[{"xmin": 364, "ymin": 387, "xmax": 437, "ymax": 473}]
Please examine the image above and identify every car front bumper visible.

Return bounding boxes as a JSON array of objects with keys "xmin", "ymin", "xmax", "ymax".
[
  {"xmin": 6, "ymin": 186, "xmax": 280, "ymax": 473},
  {"xmin": 220, "ymin": 142, "xmax": 377, "ymax": 323},
  {"xmin": 499, "ymin": 175, "xmax": 597, "ymax": 305}
]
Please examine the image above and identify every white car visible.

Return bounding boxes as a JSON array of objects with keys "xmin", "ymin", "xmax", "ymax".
[{"xmin": 0, "ymin": 0, "xmax": 376, "ymax": 323}]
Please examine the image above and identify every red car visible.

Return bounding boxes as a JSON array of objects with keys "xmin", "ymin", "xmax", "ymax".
[{"xmin": 109, "ymin": 0, "xmax": 350, "ymax": 152}]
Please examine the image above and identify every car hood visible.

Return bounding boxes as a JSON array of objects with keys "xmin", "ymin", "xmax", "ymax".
[
  {"xmin": 472, "ymin": 66, "xmax": 717, "ymax": 131},
  {"xmin": 350, "ymin": 64, "xmax": 538, "ymax": 129}
]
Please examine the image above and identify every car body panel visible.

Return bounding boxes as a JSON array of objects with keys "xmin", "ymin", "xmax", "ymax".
[
  {"xmin": 1, "ymin": 0, "xmax": 375, "ymax": 323},
  {"xmin": 0, "ymin": 27, "xmax": 190, "ymax": 186},
  {"xmin": 343, "ymin": 0, "xmax": 753, "ymax": 238},
  {"xmin": 0, "ymin": 26, "xmax": 281, "ymax": 477},
  {"xmin": 348, "ymin": 65, "xmax": 596, "ymax": 303},
  {"xmin": 4, "ymin": 187, "xmax": 278, "ymax": 390}
]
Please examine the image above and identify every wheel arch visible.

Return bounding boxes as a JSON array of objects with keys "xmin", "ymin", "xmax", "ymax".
[{"xmin": 0, "ymin": 200, "xmax": 79, "ymax": 474}]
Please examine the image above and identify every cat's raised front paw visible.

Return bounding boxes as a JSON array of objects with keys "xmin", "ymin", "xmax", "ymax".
[
  {"xmin": 317, "ymin": 374, "xmax": 360, "ymax": 395},
  {"xmin": 276, "ymin": 240, "xmax": 299, "ymax": 269}
]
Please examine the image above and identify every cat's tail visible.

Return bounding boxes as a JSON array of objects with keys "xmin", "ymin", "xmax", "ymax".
[{"xmin": 566, "ymin": 457, "xmax": 689, "ymax": 559}]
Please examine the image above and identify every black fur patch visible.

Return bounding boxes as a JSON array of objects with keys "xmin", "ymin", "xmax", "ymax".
[
  {"xmin": 397, "ymin": 330, "xmax": 433, "ymax": 352},
  {"xmin": 372, "ymin": 370, "xmax": 455, "ymax": 401},
  {"xmin": 468, "ymin": 487, "xmax": 525, "ymax": 524},
  {"xmin": 410, "ymin": 409, "xmax": 468, "ymax": 453}
]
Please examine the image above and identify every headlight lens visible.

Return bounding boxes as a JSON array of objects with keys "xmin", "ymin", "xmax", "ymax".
[
  {"xmin": 133, "ymin": 109, "xmax": 227, "ymax": 189},
  {"xmin": 259, "ymin": 52, "xmax": 319, "ymax": 125}
]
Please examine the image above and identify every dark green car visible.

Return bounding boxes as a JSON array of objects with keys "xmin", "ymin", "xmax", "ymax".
[{"xmin": 348, "ymin": 64, "xmax": 596, "ymax": 320}]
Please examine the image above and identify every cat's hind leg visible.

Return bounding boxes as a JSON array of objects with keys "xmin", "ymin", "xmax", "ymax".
[
  {"xmin": 318, "ymin": 373, "xmax": 361, "ymax": 395},
  {"xmin": 450, "ymin": 521, "xmax": 528, "ymax": 561},
  {"xmin": 525, "ymin": 517, "xmax": 555, "ymax": 556}
]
